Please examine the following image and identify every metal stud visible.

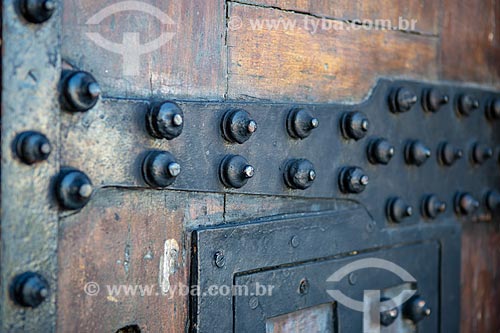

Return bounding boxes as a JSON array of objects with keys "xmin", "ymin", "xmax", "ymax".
[
  {"xmin": 403, "ymin": 295, "xmax": 431, "ymax": 324},
  {"xmin": 422, "ymin": 195, "xmax": 447, "ymax": 219},
  {"xmin": 454, "ymin": 192, "xmax": 480, "ymax": 216},
  {"xmin": 367, "ymin": 138, "xmax": 395, "ymax": 165},
  {"xmin": 405, "ymin": 140, "xmax": 431, "ymax": 166},
  {"xmin": 15, "ymin": 131, "xmax": 51, "ymax": 165},
  {"xmin": 422, "ymin": 88, "xmax": 449, "ymax": 112},
  {"xmin": 486, "ymin": 98, "xmax": 500, "ymax": 121},
  {"xmin": 485, "ymin": 190, "xmax": 500, "ymax": 213},
  {"xmin": 389, "ymin": 87, "xmax": 418, "ymax": 113},
  {"xmin": 283, "ymin": 159, "xmax": 316, "ymax": 190},
  {"xmin": 387, "ymin": 197, "xmax": 413, "ymax": 223},
  {"xmin": 221, "ymin": 109, "xmax": 257, "ymax": 144},
  {"xmin": 20, "ymin": 0, "xmax": 56, "ymax": 24},
  {"xmin": 380, "ymin": 298, "xmax": 399, "ymax": 327},
  {"xmin": 10, "ymin": 272, "xmax": 49, "ymax": 308},
  {"xmin": 456, "ymin": 94, "xmax": 480, "ymax": 116},
  {"xmin": 55, "ymin": 168, "xmax": 93, "ymax": 210},
  {"xmin": 146, "ymin": 102, "xmax": 184, "ymax": 140},
  {"xmin": 340, "ymin": 111, "xmax": 370, "ymax": 140},
  {"xmin": 142, "ymin": 151, "xmax": 180, "ymax": 188},
  {"xmin": 471, "ymin": 142, "xmax": 493, "ymax": 165},
  {"xmin": 60, "ymin": 70, "xmax": 101, "ymax": 112},
  {"xmin": 219, "ymin": 155, "xmax": 255, "ymax": 189},
  {"xmin": 339, "ymin": 167, "xmax": 369, "ymax": 194},
  {"xmin": 437, "ymin": 142, "xmax": 463, "ymax": 166},
  {"xmin": 286, "ymin": 108, "xmax": 319, "ymax": 139}
]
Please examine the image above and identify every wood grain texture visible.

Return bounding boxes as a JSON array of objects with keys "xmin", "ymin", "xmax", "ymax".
[
  {"xmin": 235, "ymin": 0, "xmax": 439, "ymax": 35},
  {"xmin": 57, "ymin": 189, "xmax": 224, "ymax": 333},
  {"xmin": 440, "ymin": 0, "xmax": 500, "ymax": 87},
  {"xmin": 62, "ymin": 0, "xmax": 226, "ymax": 99},
  {"xmin": 461, "ymin": 222, "xmax": 500, "ymax": 333},
  {"xmin": 227, "ymin": 3, "xmax": 438, "ymax": 103}
]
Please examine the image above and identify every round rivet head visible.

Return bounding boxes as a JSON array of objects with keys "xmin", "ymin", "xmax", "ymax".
[
  {"xmin": 422, "ymin": 195, "xmax": 447, "ymax": 219},
  {"xmin": 422, "ymin": 88, "xmax": 449, "ymax": 112},
  {"xmin": 456, "ymin": 94, "xmax": 480, "ymax": 116},
  {"xmin": 485, "ymin": 190, "xmax": 500, "ymax": 213},
  {"xmin": 219, "ymin": 155, "xmax": 254, "ymax": 189},
  {"xmin": 486, "ymin": 98, "xmax": 500, "ymax": 120},
  {"xmin": 387, "ymin": 197, "xmax": 413, "ymax": 223},
  {"xmin": 472, "ymin": 143, "xmax": 493, "ymax": 165},
  {"xmin": 339, "ymin": 167, "xmax": 368, "ymax": 194},
  {"xmin": 389, "ymin": 87, "xmax": 418, "ymax": 113},
  {"xmin": 146, "ymin": 102, "xmax": 184, "ymax": 140},
  {"xmin": 10, "ymin": 272, "xmax": 49, "ymax": 308},
  {"xmin": 286, "ymin": 108, "xmax": 319, "ymax": 139},
  {"xmin": 142, "ymin": 151, "xmax": 180, "ymax": 188},
  {"xmin": 340, "ymin": 111, "xmax": 370, "ymax": 140},
  {"xmin": 405, "ymin": 140, "xmax": 431, "ymax": 166},
  {"xmin": 368, "ymin": 138, "xmax": 395, "ymax": 165},
  {"xmin": 20, "ymin": 0, "xmax": 56, "ymax": 23},
  {"xmin": 380, "ymin": 298, "xmax": 399, "ymax": 327},
  {"xmin": 437, "ymin": 142, "xmax": 463, "ymax": 166},
  {"xmin": 284, "ymin": 159, "xmax": 316, "ymax": 190},
  {"xmin": 55, "ymin": 168, "xmax": 93, "ymax": 210},
  {"xmin": 403, "ymin": 295, "xmax": 431, "ymax": 324},
  {"xmin": 454, "ymin": 192, "xmax": 480, "ymax": 216},
  {"xmin": 60, "ymin": 70, "xmax": 100, "ymax": 112},
  {"xmin": 15, "ymin": 131, "xmax": 51, "ymax": 165},
  {"xmin": 221, "ymin": 109, "xmax": 257, "ymax": 144}
]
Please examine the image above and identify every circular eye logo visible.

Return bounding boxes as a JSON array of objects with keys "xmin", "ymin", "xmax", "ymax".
[{"xmin": 85, "ymin": 1, "xmax": 176, "ymax": 76}]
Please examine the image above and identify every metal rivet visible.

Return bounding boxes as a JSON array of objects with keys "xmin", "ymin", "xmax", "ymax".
[
  {"xmin": 389, "ymin": 87, "xmax": 417, "ymax": 113},
  {"xmin": 55, "ymin": 168, "xmax": 93, "ymax": 210},
  {"xmin": 403, "ymin": 295, "xmax": 431, "ymax": 324},
  {"xmin": 486, "ymin": 98, "xmax": 500, "ymax": 120},
  {"xmin": 456, "ymin": 94, "xmax": 480, "ymax": 116},
  {"xmin": 142, "ymin": 151, "xmax": 180, "ymax": 188},
  {"xmin": 485, "ymin": 190, "xmax": 500, "ymax": 213},
  {"xmin": 339, "ymin": 167, "xmax": 368, "ymax": 194},
  {"xmin": 472, "ymin": 143, "xmax": 493, "ymax": 165},
  {"xmin": 60, "ymin": 70, "xmax": 100, "ymax": 112},
  {"xmin": 340, "ymin": 111, "xmax": 370, "ymax": 140},
  {"xmin": 387, "ymin": 197, "xmax": 413, "ymax": 223},
  {"xmin": 221, "ymin": 109, "xmax": 257, "ymax": 144},
  {"xmin": 422, "ymin": 195, "xmax": 447, "ymax": 219},
  {"xmin": 287, "ymin": 108, "xmax": 319, "ymax": 139},
  {"xmin": 214, "ymin": 251, "xmax": 225, "ymax": 268},
  {"xmin": 10, "ymin": 272, "xmax": 50, "ymax": 308},
  {"xmin": 405, "ymin": 140, "xmax": 431, "ymax": 166},
  {"xmin": 20, "ymin": 0, "xmax": 56, "ymax": 24},
  {"xmin": 380, "ymin": 297, "xmax": 399, "ymax": 327},
  {"xmin": 146, "ymin": 102, "xmax": 184, "ymax": 140},
  {"xmin": 437, "ymin": 142, "xmax": 463, "ymax": 166},
  {"xmin": 283, "ymin": 159, "xmax": 316, "ymax": 190},
  {"xmin": 219, "ymin": 155, "xmax": 255, "ymax": 189},
  {"xmin": 422, "ymin": 88, "xmax": 449, "ymax": 112},
  {"xmin": 298, "ymin": 279, "xmax": 309, "ymax": 295},
  {"xmin": 454, "ymin": 192, "xmax": 480, "ymax": 216},
  {"xmin": 368, "ymin": 138, "xmax": 395, "ymax": 165},
  {"xmin": 15, "ymin": 131, "xmax": 52, "ymax": 165}
]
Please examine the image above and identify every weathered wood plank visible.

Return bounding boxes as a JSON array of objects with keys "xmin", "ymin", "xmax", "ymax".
[
  {"xmin": 227, "ymin": 3, "xmax": 438, "ymax": 103},
  {"xmin": 235, "ymin": 0, "xmax": 439, "ymax": 35},
  {"xmin": 62, "ymin": 0, "xmax": 226, "ymax": 99},
  {"xmin": 57, "ymin": 189, "xmax": 224, "ymax": 333}
]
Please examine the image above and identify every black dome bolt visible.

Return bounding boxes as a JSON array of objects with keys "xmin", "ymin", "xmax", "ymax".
[
  {"xmin": 15, "ymin": 131, "xmax": 51, "ymax": 165},
  {"xmin": 367, "ymin": 138, "xmax": 395, "ymax": 165},
  {"xmin": 422, "ymin": 195, "xmax": 447, "ymax": 219},
  {"xmin": 387, "ymin": 197, "xmax": 413, "ymax": 223},
  {"xmin": 221, "ymin": 109, "xmax": 257, "ymax": 144},
  {"xmin": 437, "ymin": 142, "xmax": 463, "ymax": 166},
  {"xmin": 286, "ymin": 108, "xmax": 319, "ymax": 139},
  {"xmin": 405, "ymin": 140, "xmax": 432, "ymax": 166},
  {"xmin": 142, "ymin": 151, "xmax": 180, "ymax": 188},
  {"xmin": 456, "ymin": 94, "xmax": 480, "ymax": 116},
  {"xmin": 20, "ymin": 0, "xmax": 56, "ymax": 24},
  {"xmin": 389, "ymin": 87, "xmax": 418, "ymax": 113},
  {"xmin": 284, "ymin": 159, "xmax": 316, "ymax": 190},
  {"xmin": 454, "ymin": 192, "xmax": 480, "ymax": 216},
  {"xmin": 422, "ymin": 88, "xmax": 449, "ymax": 112},
  {"xmin": 55, "ymin": 168, "xmax": 93, "ymax": 210},
  {"xmin": 219, "ymin": 155, "xmax": 255, "ymax": 189},
  {"xmin": 380, "ymin": 297, "xmax": 399, "ymax": 327},
  {"xmin": 340, "ymin": 111, "xmax": 370, "ymax": 140},
  {"xmin": 485, "ymin": 190, "xmax": 500, "ymax": 213},
  {"xmin": 10, "ymin": 272, "xmax": 50, "ymax": 308},
  {"xmin": 146, "ymin": 102, "xmax": 184, "ymax": 140},
  {"xmin": 486, "ymin": 98, "xmax": 500, "ymax": 120},
  {"xmin": 339, "ymin": 167, "xmax": 369, "ymax": 194},
  {"xmin": 403, "ymin": 295, "xmax": 431, "ymax": 324},
  {"xmin": 60, "ymin": 70, "xmax": 101, "ymax": 112},
  {"xmin": 472, "ymin": 143, "xmax": 493, "ymax": 165}
]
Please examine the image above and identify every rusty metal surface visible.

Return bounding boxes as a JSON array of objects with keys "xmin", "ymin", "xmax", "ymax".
[{"xmin": 0, "ymin": 0, "xmax": 61, "ymax": 331}]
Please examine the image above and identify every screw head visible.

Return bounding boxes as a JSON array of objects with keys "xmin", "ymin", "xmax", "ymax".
[
  {"xmin": 219, "ymin": 155, "xmax": 254, "ymax": 189},
  {"xmin": 10, "ymin": 272, "xmax": 50, "ymax": 308},
  {"xmin": 20, "ymin": 0, "xmax": 56, "ymax": 23},
  {"xmin": 15, "ymin": 131, "xmax": 52, "ymax": 165},
  {"xmin": 146, "ymin": 102, "xmax": 184, "ymax": 140},
  {"xmin": 340, "ymin": 111, "xmax": 370, "ymax": 140},
  {"xmin": 339, "ymin": 167, "xmax": 368, "ymax": 194},
  {"xmin": 60, "ymin": 70, "xmax": 100, "ymax": 112},
  {"xmin": 55, "ymin": 168, "xmax": 93, "ymax": 210},
  {"xmin": 142, "ymin": 151, "xmax": 180, "ymax": 188},
  {"xmin": 284, "ymin": 159, "xmax": 316, "ymax": 190},
  {"xmin": 221, "ymin": 109, "xmax": 257, "ymax": 144},
  {"xmin": 389, "ymin": 87, "xmax": 417, "ymax": 113},
  {"xmin": 286, "ymin": 108, "xmax": 319, "ymax": 139},
  {"xmin": 243, "ymin": 165, "xmax": 255, "ymax": 179},
  {"xmin": 214, "ymin": 251, "xmax": 225, "ymax": 268},
  {"xmin": 298, "ymin": 278, "xmax": 309, "ymax": 295}
]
